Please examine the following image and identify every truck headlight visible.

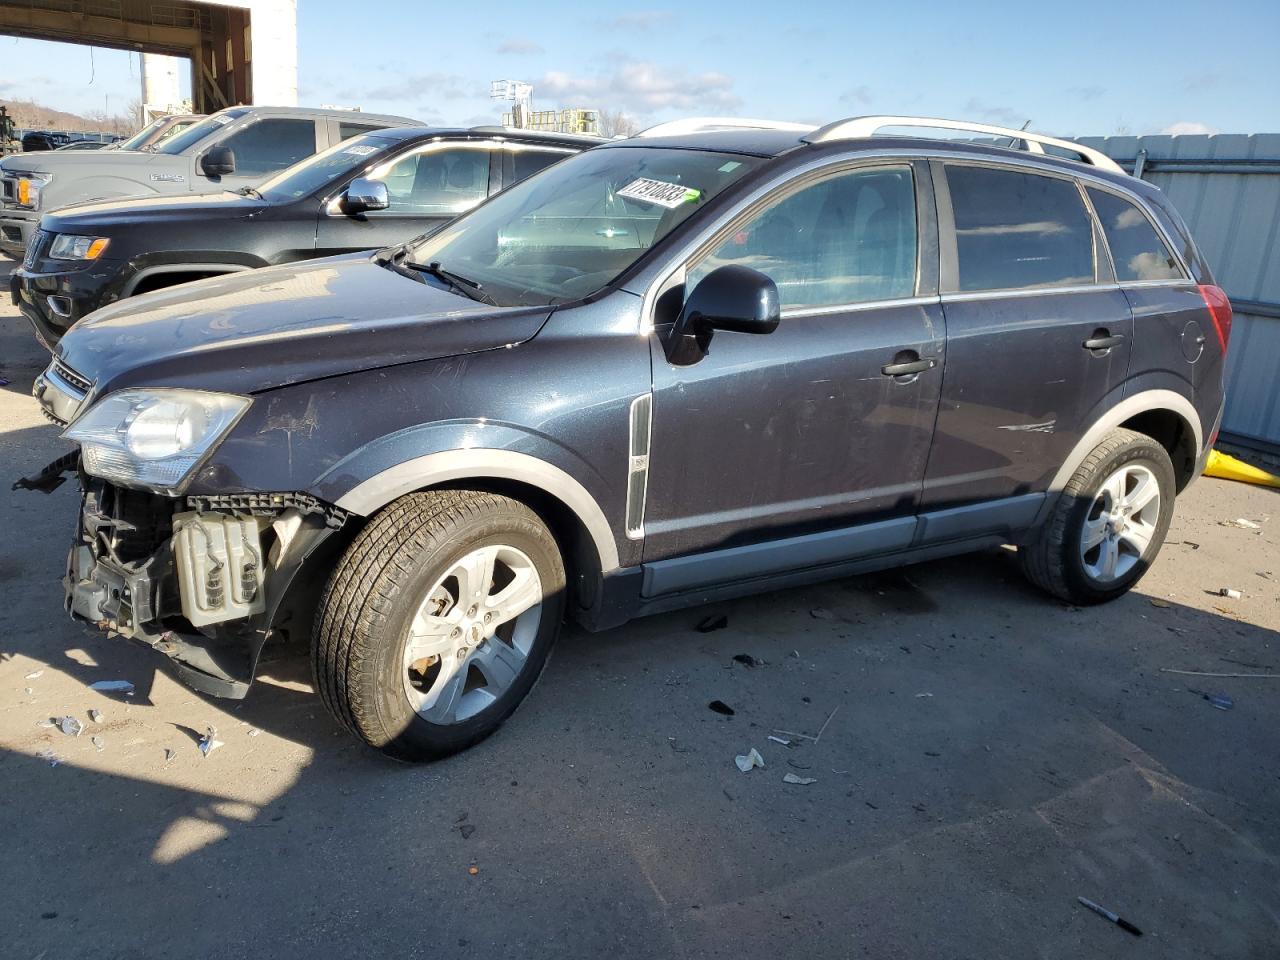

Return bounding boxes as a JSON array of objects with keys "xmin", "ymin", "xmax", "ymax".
[
  {"xmin": 63, "ymin": 389, "xmax": 250, "ymax": 493},
  {"xmin": 49, "ymin": 234, "xmax": 110, "ymax": 261},
  {"xmin": 16, "ymin": 173, "xmax": 51, "ymax": 210}
]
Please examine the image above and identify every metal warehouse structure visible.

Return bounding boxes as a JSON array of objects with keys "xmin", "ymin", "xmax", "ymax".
[
  {"xmin": 1076, "ymin": 133, "xmax": 1280, "ymax": 453},
  {"xmin": 0, "ymin": 0, "xmax": 297, "ymax": 110}
]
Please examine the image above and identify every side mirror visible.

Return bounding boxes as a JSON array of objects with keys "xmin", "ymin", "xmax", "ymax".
[
  {"xmin": 665, "ymin": 264, "xmax": 780, "ymax": 365},
  {"xmin": 200, "ymin": 146, "xmax": 236, "ymax": 177},
  {"xmin": 344, "ymin": 178, "xmax": 389, "ymax": 214}
]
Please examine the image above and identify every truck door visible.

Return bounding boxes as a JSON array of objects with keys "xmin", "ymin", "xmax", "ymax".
[{"xmin": 197, "ymin": 117, "xmax": 320, "ymax": 194}]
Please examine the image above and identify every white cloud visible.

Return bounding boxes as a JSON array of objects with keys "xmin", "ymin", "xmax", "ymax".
[
  {"xmin": 1161, "ymin": 120, "xmax": 1219, "ymax": 136},
  {"xmin": 598, "ymin": 11, "xmax": 673, "ymax": 31},
  {"xmin": 497, "ymin": 39, "xmax": 544, "ymax": 55},
  {"xmin": 539, "ymin": 60, "xmax": 740, "ymax": 115},
  {"xmin": 962, "ymin": 97, "xmax": 1027, "ymax": 128}
]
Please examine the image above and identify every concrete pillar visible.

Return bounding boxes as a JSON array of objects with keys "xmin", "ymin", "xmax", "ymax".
[
  {"xmin": 247, "ymin": 0, "xmax": 297, "ymax": 105},
  {"xmin": 141, "ymin": 53, "xmax": 184, "ymax": 116}
]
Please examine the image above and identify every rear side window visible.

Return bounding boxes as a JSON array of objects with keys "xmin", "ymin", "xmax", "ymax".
[
  {"xmin": 510, "ymin": 149, "xmax": 571, "ymax": 185},
  {"xmin": 339, "ymin": 122, "xmax": 383, "ymax": 141},
  {"xmin": 1086, "ymin": 188, "xmax": 1183, "ymax": 281},
  {"xmin": 220, "ymin": 118, "xmax": 316, "ymax": 176},
  {"xmin": 691, "ymin": 165, "xmax": 918, "ymax": 309},
  {"xmin": 946, "ymin": 165, "xmax": 1094, "ymax": 291}
]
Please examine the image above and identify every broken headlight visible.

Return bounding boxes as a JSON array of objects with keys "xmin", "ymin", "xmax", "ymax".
[{"xmin": 63, "ymin": 389, "xmax": 250, "ymax": 494}]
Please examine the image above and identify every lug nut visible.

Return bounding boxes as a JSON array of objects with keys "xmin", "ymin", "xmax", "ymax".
[{"xmin": 450, "ymin": 627, "xmax": 461, "ymax": 638}]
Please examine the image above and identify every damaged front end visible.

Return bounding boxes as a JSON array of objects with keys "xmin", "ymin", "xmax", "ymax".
[{"xmin": 62, "ymin": 472, "xmax": 348, "ymax": 698}]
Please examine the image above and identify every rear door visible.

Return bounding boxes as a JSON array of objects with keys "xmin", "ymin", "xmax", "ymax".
[
  {"xmin": 920, "ymin": 161, "xmax": 1132, "ymax": 521},
  {"xmin": 314, "ymin": 142, "xmax": 495, "ymax": 256},
  {"xmin": 641, "ymin": 160, "xmax": 945, "ymax": 592}
]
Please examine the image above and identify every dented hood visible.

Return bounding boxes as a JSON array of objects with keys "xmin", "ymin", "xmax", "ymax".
[{"xmin": 56, "ymin": 256, "xmax": 551, "ymax": 397}]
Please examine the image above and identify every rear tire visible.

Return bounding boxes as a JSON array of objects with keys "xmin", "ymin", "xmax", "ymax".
[
  {"xmin": 1019, "ymin": 428, "xmax": 1175, "ymax": 605},
  {"xmin": 313, "ymin": 489, "xmax": 566, "ymax": 761}
]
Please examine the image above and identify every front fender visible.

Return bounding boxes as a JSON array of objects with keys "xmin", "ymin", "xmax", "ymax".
[{"xmin": 313, "ymin": 422, "xmax": 621, "ymax": 572}]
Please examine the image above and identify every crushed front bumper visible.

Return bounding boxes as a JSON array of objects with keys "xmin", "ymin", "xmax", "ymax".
[{"xmin": 62, "ymin": 475, "xmax": 348, "ymax": 698}]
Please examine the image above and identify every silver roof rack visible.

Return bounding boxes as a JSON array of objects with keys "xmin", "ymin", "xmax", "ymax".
[
  {"xmin": 636, "ymin": 117, "xmax": 815, "ymax": 138},
  {"xmin": 802, "ymin": 115, "xmax": 1124, "ymax": 174}
]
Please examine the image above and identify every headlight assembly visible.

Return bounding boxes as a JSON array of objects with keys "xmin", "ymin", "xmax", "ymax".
[
  {"xmin": 63, "ymin": 389, "xmax": 250, "ymax": 493},
  {"xmin": 16, "ymin": 173, "xmax": 51, "ymax": 210},
  {"xmin": 49, "ymin": 234, "xmax": 110, "ymax": 260}
]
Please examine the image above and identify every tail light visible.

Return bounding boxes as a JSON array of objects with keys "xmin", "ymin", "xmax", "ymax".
[{"xmin": 1198, "ymin": 284, "xmax": 1232, "ymax": 352}]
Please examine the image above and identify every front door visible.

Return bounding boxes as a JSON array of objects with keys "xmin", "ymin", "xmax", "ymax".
[
  {"xmin": 920, "ymin": 162, "xmax": 1134, "ymax": 518},
  {"xmin": 641, "ymin": 162, "xmax": 944, "ymax": 594},
  {"xmin": 198, "ymin": 116, "xmax": 320, "ymax": 195},
  {"xmin": 314, "ymin": 143, "xmax": 496, "ymax": 257}
]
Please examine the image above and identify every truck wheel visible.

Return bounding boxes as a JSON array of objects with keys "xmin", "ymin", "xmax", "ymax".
[
  {"xmin": 1019, "ymin": 428, "xmax": 1175, "ymax": 605},
  {"xmin": 313, "ymin": 490, "xmax": 566, "ymax": 761}
]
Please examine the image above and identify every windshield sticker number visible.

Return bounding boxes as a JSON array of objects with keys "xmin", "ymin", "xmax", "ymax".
[
  {"xmin": 343, "ymin": 145, "xmax": 378, "ymax": 156},
  {"xmin": 617, "ymin": 178, "xmax": 701, "ymax": 209}
]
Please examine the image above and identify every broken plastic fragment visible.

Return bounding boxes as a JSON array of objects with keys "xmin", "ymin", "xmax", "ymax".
[
  {"xmin": 767, "ymin": 735, "xmax": 791, "ymax": 746},
  {"xmin": 734, "ymin": 748, "xmax": 765, "ymax": 772},
  {"xmin": 247, "ymin": 728, "xmax": 261, "ymax": 737},
  {"xmin": 89, "ymin": 680, "xmax": 135, "ymax": 694},
  {"xmin": 58, "ymin": 716, "xmax": 84, "ymax": 737},
  {"xmin": 199, "ymin": 725, "xmax": 224, "ymax": 757},
  {"xmin": 1219, "ymin": 587, "xmax": 1242, "ymax": 599},
  {"xmin": 25, "ymin": 669, "xmax": 44, "ymax": 680},
  {"xmin": 164, "ymin": 748, "xmax": 178, "ymax": 764},
  {"xmin": 37, "ymin": 717, "xmax": 56, "ymax": 729},
  {"xmin": 782, "ymin": 773, "xmax": 817, "ymax": 785},
  {"xmin": 88, "ymin": 709, "xmax": 103, "ymax": 724},
  {"xmin": 91, "ymin": 735, "xmax": 105, "ymax": 752}
]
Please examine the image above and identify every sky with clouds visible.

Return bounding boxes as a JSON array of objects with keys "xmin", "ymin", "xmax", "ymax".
[{"xmin": 2, "ymin": 0, "xmax": 1278, "ymax": 136}]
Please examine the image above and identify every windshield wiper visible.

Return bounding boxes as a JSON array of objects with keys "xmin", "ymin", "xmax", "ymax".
[{"xmin": 403, "ymin": 260, "xmax": 498, "ymax": 306}]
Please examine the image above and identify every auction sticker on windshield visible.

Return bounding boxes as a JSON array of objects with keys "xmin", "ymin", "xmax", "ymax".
[{"xmin": 617, "ymin": 178, "xmax": 702, "ymax": 209}]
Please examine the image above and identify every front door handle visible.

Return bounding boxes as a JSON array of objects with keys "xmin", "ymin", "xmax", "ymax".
[
  {"xmin": 1083, "ymin": 331, "xmax": 1126, "ymax": 351},
  {"xmin": 881, "ymin": 351, "xmax": 938, "ymax": 378}
]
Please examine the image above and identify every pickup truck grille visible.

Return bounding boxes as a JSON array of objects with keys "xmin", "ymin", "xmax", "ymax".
[{"xmin": 0, "ymin": 177, "xmax": 13, "ymax": 202}]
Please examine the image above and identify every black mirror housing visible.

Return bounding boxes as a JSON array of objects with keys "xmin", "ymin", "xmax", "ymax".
[
  {"xmin": 201, "ymin": 146, "xmax": 236, "ymax": 177},
  {"xmin": 665, "ymin": 264, "xmax": 780, "ymax": 365}
]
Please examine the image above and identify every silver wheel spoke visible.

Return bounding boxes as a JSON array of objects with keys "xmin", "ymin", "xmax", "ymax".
[
  {"xmin": 1124, "ymin": 472, "xmax": 1159, "ymax": 513},
  {"xmin": 1120, "ymin": 518, "xmax": 1155, "ymax": 556},
  {"xmin": 1081, "ymin": 516, "xmax": 1108, "ymax": 552},
  {"xmin": 1080, "ymin": 462, "xmax": 1161, "ymax": 585},
  {"xmin": 456, "ymin": 546, "xmax": 499, "ymax": 607},
  {"xmin": 486, "ymin": 568, "xmax": 541, "ymax": 625},
  {"xmin": 1099, "ymin": 535, "xmax": 1120, "ymax": 580},
  {"xmin": 422, "ymin": 661, "xmax": 468, "ymax": 723},
  {"xmin": 473, "ymin": 640, "xmax": 526, "ymax": 691}
]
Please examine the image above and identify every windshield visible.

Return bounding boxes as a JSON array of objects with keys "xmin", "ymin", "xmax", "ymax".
[
  {"xmin": 405, "ymin": 147, "xmax": 762, "ymax": 306},
  {"xmin": 115, "ymin": 118, "xmax": 166, "ymax": 151},
  {"xmin": 257, "ymin": 134, "xmax": 397, "ymax": 202},
  {"xmin": 156, "ymin": 109, "xmax": 248, "ymax": 155}
]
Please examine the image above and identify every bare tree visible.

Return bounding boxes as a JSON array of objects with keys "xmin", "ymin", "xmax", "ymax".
[{"xmin": 598, "ymin": 108, "xmax": 641, "ymax": 138}]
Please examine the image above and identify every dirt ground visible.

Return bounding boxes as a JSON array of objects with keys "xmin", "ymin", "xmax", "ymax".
[{"xmin": 2, "ymin": 253, "xmax": 1278, "ymax": 959}]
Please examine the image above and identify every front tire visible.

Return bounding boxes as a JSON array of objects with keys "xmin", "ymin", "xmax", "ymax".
[
  {"xmin": 1019, "ymin": 428, "xmax": 1175, "ymax": 605},
  {"xmin": 313, "ymin": 490, "xmax": 566, "ymax": 761}
]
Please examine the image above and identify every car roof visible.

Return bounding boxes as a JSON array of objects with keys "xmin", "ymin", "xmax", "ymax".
[
  {"xmin": 214, "ymin": 105, "xmax": 420, "ymax": 126},
  {"xmin": 367, "ymin": 125, "xmax": 607, "ymax": 148}
]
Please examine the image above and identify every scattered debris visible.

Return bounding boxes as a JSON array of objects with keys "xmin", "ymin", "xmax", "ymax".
[
  {"xmin": 708, "ymin": 700, "xmax": 735, "ymax": 716},
  {"xmin": 734, "ymin": 748, "xmax": 765, "ymax": 773},
  {"xmin": 1161, "ymin": 667, "xmax": 1279, "ymax": 679},
  {"xmin": 88, "ymin": 679, "xmax": 135, "ymax": 694},
  {"xmin": 0, "ymin": 377, "xmax": 9, "ymax": 387},
  {"xmin": 24, "ymin": 669, "xmax": 43, "ymax": 680},
  {"xmin": 91, "ymin": 736, "xmax": 105, "ymax": 752},
  {"xmin": 732, "ymin": 654, "xmax": 764, "ymax": 668},
  {"xmin": 1259, "ymin": 570, "xmax": 1275, "ymax": 581},
  {"xmin": 164, "ymin": 748, "xmax": 178, "ymax": 764},
  {"xmin": 782, "ymin": 773, "xmax": 817, "ymax": 786},
  {"xmin": 696, "ymin": 614, "xmax": 728, "ymax": 633},
  {"xmin": 247, "ymin": 728, "xmax": 261, "ymax": 737},
  {"xmin": 915, "ymin": 692, "xmax": 934, "ymax": 698},
  {"xmin": 1180, "ymin": 540, "xmax": 1201, "ymax": 550},
  {"xmin": 809, "ymin": 607, "xmax": 835, "ymax": 621},
  {"xmin": 198, "ymin": 726, "xmax": 224, "ymax": 757},
  {"xmin": 468, "ymin": 866, "xmax": 479, "ymax": 876},
  {"xmin": 1220, "ymin": 517, "xmax": 1261, "ymax": 529},
  {"xmin": 1219, "ymin": 587, "xmax": 1243, "ymax": 599},
  {"xmin": 767, "ymin": 735, "xmax": 791, "ymax": 746},
  {"xmin": 773, "ymin": 706, "xmax": 839, "ymax": 744},
  {"xmin": 1188, "ymin": 689, "xmax": 1234, "ymax": 710},
  {"xmin": 1149, "ymin": 598, "xmax": 1170, "ymax": 608},
  {"xmin": 36, "ymin": 717, "xmax": 56, "ymax": 729},
  {"xmin": 459, "ymin": 824, "xmax": 476, "ymax": 840},
  {"xmin": 88, "ymin": 709, "xmax": 103, "ymax": 724},
  {"xmin": 36, "ymin": 748, "xmax": 61, "ymax": 767},
  {"xmin": 58, "ymin": 716, "xmax": 83, "ymax": 737},
  {"xmin": 1077, "ymin": 896, "xmax": 1143, "ymax": 937}
]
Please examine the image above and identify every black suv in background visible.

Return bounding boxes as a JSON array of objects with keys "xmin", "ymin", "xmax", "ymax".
[
  {"xmin": 0, "ymin": 105, "xmax": 417, "ymax": 256},
  {"xmin": 11, "ymin": 126, "xmax": 601, "ymax": 346},
  {"xmin": 28, "ymin": 116, "xmax": 1229, "ymax": 762}
]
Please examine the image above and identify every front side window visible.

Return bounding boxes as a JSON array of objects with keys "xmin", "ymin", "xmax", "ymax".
[
  {"xmin": 257, "ymin": 134, "xmax": 398, "ymax": 202},
  {"xmin": 406, "ymin": 146, "xmax": 762, "ymax": 306},
  {"xmin": 1087, "ymin": 188, "xmax": 1183, "ymax": 281},
  {"xmin": 946, "ymin": 165, "xmax": 1094, "ymax": 291},
  {"xmin": 689, "ymin": 165, "xmax": 917, "ymax": 309},
  {"xmin": 218, "ymin": 118, "xmax": 317, "ymax": 177},
  {"xmin": 370, "ymin": 146, "xmax": 491, "ymax": 214}
]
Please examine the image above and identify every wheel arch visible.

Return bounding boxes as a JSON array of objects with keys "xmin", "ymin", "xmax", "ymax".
[{"xmin": 122, "ymin": 261, "xmax": 255, "ymax": 297}]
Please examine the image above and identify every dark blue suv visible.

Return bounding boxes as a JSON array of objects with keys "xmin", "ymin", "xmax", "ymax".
[{"xmin": 31, "ymin": 116, "xmax": 1230, "ymax": 760}]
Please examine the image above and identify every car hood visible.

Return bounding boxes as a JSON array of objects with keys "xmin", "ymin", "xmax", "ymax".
[
  {"xmin": 1, "ymin": 150, "xmax": 182, "ymax": 177},
  {"xmin": 56, "ymin": 256, "xmax": 552, "ymax": 397},
  {"xmin": 42, "ymin": 191, "xmax": 266, "ymax": 232}
]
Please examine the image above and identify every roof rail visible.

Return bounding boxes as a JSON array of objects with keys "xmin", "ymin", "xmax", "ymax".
[
  {"xmin": 636, "ymin": 117, "xmax": 815, "ymax": 138},
  {"xmin": 802, "ymin": 116, "xmax": 1125, "ymax": 174}
]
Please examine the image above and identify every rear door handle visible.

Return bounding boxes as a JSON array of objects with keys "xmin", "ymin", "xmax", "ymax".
[
  {"xmin": 1083, "ymin": 332, "xmax": 1125, "ymax": 351},
  {"xmin": 881, "ymin": 352, "xmax": 938, "ymax": 378}
]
